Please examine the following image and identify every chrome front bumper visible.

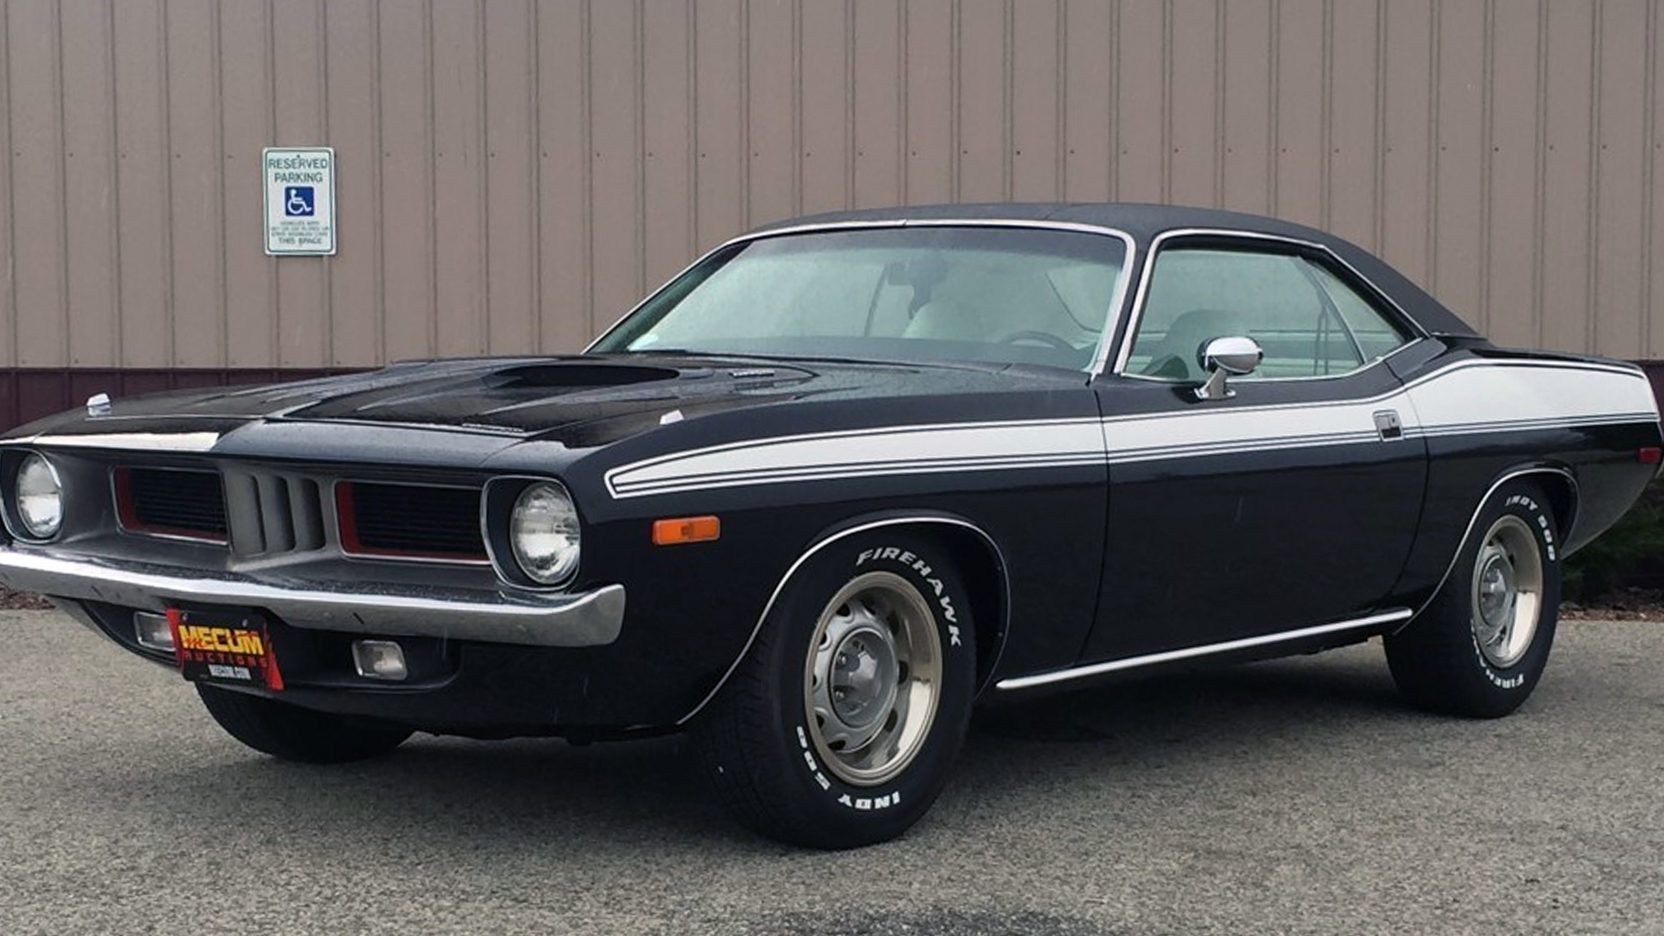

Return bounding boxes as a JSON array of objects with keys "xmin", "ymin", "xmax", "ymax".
[{"xmin": 0, "ymin": 547, "xmax": 625, "ymax": 648}]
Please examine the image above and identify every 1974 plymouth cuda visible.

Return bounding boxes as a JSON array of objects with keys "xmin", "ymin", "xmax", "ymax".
[{"xmin": 1, "ymin": 203, "xmax": 1658, "ymax": 848}]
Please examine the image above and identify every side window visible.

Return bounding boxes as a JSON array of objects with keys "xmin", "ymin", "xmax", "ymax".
[
  {"xmin": 1124, "ymin": 247, "xmax": 1410, "ymax": 382},
  {"xmin": 1306, "ymin": 263, "xmax": 1413, "ymax": 362}
]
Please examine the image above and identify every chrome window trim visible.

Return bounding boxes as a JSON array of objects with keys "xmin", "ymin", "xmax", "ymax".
[
  {"xmin": 584, "ymin": 218, "xmax": 1139, "ymax": 378},
  {"xmin": 994, "ymin": 607, "xmax": 1413, "ymax": 692},
  {"xmin": 1104, "ymin": 227, "xmax": 1430, "ymax": 382},
  {"xmin": 1114, "ymin": 334, "xmax": 1430, "ymax": 387},
  {"xmin": 675, "ymin": 513, "xmax": 1010, "ymax": 726}
]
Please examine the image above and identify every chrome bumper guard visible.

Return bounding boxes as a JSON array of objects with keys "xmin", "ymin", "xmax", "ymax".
[{"xmin": 0, "ymin": 547, "xmax": 625, "ymax": 648}]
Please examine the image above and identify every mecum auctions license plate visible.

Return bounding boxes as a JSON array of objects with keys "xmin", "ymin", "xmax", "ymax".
[{"xmin": 169, "ymin": 609, "xmax": 284, "ymax": 690}]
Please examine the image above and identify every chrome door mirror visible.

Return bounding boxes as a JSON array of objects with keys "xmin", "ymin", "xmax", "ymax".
[{"xmin": 1194, "ymin": 336, "xmax": 1263, "ymax": 400}]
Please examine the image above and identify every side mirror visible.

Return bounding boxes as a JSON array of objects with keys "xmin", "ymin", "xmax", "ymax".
[{"xmin": 1194, "ymin": 336, "xmax": 1263, "ymax": 401}]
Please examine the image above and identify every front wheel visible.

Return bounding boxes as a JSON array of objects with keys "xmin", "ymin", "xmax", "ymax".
[
  {"xmin": 694, "ymin": 531, "xmax": 977, "ymax": 848},
  {"xmin": 1385, "ymin": 481, "xmax": 1561, "ymax": 718}
]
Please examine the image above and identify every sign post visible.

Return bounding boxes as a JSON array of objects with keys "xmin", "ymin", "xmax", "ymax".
[{"xmin": 262, "ymin": 146, "xmax": 336, "ymax": 256}]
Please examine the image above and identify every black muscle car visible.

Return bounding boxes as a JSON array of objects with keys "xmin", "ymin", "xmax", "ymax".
[{"xmin": 2, "ymin": 203, "xmax": 1658, "ymax": 848}]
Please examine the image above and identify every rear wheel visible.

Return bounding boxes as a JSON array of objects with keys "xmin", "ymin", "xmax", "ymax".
[
  {"xmin": 196, "ymin": 684, "xmax": 412, "ymax": 763},
  {"xmin": 1385, "ymin": 481, "xmax": 1561, "ymax": 718},
  {"xmin": 695, "ymin": 531, "xmax": 976, "ymax": 848}
]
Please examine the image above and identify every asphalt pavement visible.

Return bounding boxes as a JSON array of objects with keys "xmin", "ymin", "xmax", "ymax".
[{"xmin": 2, "ymin": 609, "xmax": 1661, "ymax": 935}]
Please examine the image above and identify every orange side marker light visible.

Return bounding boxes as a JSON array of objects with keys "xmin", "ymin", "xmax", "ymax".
[{"xmin": 653, "ymin": 515, "xmax": 721, "ymax": 546}]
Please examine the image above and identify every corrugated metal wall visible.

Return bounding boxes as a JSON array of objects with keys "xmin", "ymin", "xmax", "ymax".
[{"xmin": 0, "ymin": 0, "xmax": 1660, "ymax": 374}]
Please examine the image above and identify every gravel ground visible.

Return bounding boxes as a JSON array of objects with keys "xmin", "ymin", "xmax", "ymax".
[
  {"xmin": 0, "ymin": 586, "xmax": 50, "ymax": 610},
  {"xmin": 1, "ymin": 609, "xmax": 1661, "ymax": 935}
]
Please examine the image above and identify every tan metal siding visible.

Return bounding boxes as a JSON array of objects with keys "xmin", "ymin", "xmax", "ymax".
[
  {"xmin": 271, "ymin": 2, "xmax": 320, "ymax": 367},
  {"xmin": 852, "ymin": 0, "xmax": 902, "ymax": 208},
  {"xmin": 536, "ymin": 0, "xmax": 591, "ymax": 351},
  {"xmin": 218, "ymin": 0, "xmax": 274, "ymax": 367},
  {"xmin": 325, "ymin": 0, "xmax": 381, "ymax": 367},
  {"xmin": 1062, "ymin": 0, "xmax": 1112, "ymax": 203},
  {"xmin": 1653, "ymin": 0, "xmax": 1664, "ymax": 359},
  {"xmin": 903, "ymin": 0, "xmax": 950, "ymax": 206},
  {"xmin": 642, "ymin": 0, "xmax": 695, "ymax": 291},
  {"xmin": 1379, "ymin": 0, "xmax": 1432, "ymax": 290},
  {"xmin": 1484, "ymin": 1, "xmax": 1538, "ymax": 351},
  {"xmin": 1596, "ymin": 0, "xmax": 1652, "ymax": 357},
  {"xmin": 10, "ymin": 0, "xmax": 68, "ymax": 368},
  {"xmin": 1115, "ymin": 0, "xmax": 1164, "ymax": 201},
  {"xmin": 374, "ymin": 0, "xmax": 425, "ymax": 364},
  {"xmin": 0, "ymin": 0, "xmax": 1660, "ymax": 369},
  {"xmin": 61, "ymin": 0, "xmax": 116, "ymax": 368}
]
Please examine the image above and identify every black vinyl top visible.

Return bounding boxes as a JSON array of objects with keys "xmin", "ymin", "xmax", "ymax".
[{"xmin": 752, "ymin": 201, "xmax": 1481, "ymax": 339}]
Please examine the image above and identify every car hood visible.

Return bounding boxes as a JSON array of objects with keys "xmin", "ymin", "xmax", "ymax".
[{"xmin": 12, "ymin": 354, "xmax": 1050, "ymax": 450}]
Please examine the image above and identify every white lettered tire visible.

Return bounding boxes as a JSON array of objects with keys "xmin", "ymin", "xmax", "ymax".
[
  {"xmin": 1385, "ymin": 480, "xmax": 1562, "ymax": 718},
  {"xmin": 694, "ymin": 531, "xmax": 976, "ymax": 848}
]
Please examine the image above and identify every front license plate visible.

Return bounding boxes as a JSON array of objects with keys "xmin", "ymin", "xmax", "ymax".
[{"xmin": 168, "ymin": 609, "xmax": 285, "ymax": 690}]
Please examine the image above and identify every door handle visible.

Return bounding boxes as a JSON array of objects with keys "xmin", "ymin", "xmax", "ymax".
[{"xmin": 1373, "ymin": 409, "xmax": 1403, "ymax": 441}]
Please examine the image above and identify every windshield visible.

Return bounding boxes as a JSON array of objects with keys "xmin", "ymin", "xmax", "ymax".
[{"xmin": 590, "ymin": 226, "xmax": 1129, "ymax": 370}]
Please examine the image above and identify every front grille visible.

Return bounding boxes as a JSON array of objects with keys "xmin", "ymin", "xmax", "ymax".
[
  {"xmin": 114, "ymin": 467, "xmax": 228, "ymax": 542},
  {"xmin": 222, "ymin": 470, "xmax": 327, "ymax": 557},
  {"xmin": 336, "ymin": 482, "xmax": 486, "ymax": 561}
]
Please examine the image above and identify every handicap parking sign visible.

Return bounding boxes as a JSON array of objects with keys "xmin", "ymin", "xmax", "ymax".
[
  {"xmin": 284, "ymin": 186, "xmax": 315, "ymax": 217},
  {"xmin": 263, "ymin": 147, "xmax": 335, "ymax": 255}
]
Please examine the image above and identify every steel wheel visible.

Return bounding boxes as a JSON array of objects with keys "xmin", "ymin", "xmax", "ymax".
[
  {"xmin": 1469, "ymin": 514, "xmax": 1543, "ymax": 669},
  {"xmin": 1386, "ymin": 480, "xmax": 1561, "ymax": 719},
  {"xmin": 698, "ymin": 530, "xmax": 977, "ymax": 847},
  {"xmin": 803, "ymin": 571, "xmax": 942, "ymax": 787}
]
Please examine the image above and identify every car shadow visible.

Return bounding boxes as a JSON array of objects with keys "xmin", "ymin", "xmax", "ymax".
[{"xmin": 139, "ymin": 648, "xmax": 1414, "ymax": 852}]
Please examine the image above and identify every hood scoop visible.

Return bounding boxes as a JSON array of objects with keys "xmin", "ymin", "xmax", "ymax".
[
  {"xmin": 492, "ymin": 363, "xmax": 679, "ymax": 389},
  {"xmin": 264, "ymin": 357, "xmax": 817, "ymax": 437}
]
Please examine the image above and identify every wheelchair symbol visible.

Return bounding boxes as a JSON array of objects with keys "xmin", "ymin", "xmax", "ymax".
[{"xmin": 284, "ymin": 186, "xmax": 315, "ymax": 217}]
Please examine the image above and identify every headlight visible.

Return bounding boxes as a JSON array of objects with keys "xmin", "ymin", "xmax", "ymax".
[
  {"xmin": 509, "ymin": 482, "xmax": 580, "ymax": 585},
  {"xmin": 14, "ymin": 453, "xmax": 63, "ymax": 539}
]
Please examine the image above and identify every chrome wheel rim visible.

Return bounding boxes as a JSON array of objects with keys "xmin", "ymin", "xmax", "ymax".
[
  {"xmin": 1469, "ymin": 515, "xmax": 1543, "ymax": 669},
  {"xmin": 804, "ymin": 571, "xmax": 941, "ymax": 787}
]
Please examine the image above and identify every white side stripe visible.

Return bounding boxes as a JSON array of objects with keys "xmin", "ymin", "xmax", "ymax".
[
  {"xmin": 609, "ymin": 419, "xmax": 1104, "ymax": 497},
  {"xmin": 604, "ymin": 359, "xmax": 1660, "ymax": 499}
]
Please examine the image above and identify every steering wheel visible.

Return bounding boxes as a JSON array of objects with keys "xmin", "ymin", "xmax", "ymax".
[{"xmin": 999, "ymin": 330, "xmax": 1077, "ymax": 352}]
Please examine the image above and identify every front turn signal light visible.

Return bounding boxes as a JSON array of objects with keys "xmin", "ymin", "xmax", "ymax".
[{"xmin": 652, "ymin": 515, "xmax": 721, "ymax": 546}]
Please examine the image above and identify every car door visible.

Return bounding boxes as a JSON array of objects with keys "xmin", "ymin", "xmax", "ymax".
[{"xmin": 1082, "ymin": 234, "xmax": 1428, "ymax": 664}]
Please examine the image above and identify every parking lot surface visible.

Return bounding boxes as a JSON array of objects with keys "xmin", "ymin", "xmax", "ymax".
[{"xmin": 2, "ymin": 609, "xmax": 1661, "ymax": 935}]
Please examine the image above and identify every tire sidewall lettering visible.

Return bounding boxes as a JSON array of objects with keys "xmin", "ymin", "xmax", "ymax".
[
  {"xmin": 780, "ymin": 538, "xmax": 973, "ymax": 814},
  {"xmin": 1468, "ymin": 495, "xmax": 1555, "ymax": 691},
  {"xmin": 1469, "ymin": 636, "xmax": 1528, "ymax": 690},
  {"xmin": 854, "ymin": 545, "xmax": 965, "ymax": 650},
  {"xmin": 795, "ymin": 723, "xmax": 905, "ymax": 811}
]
